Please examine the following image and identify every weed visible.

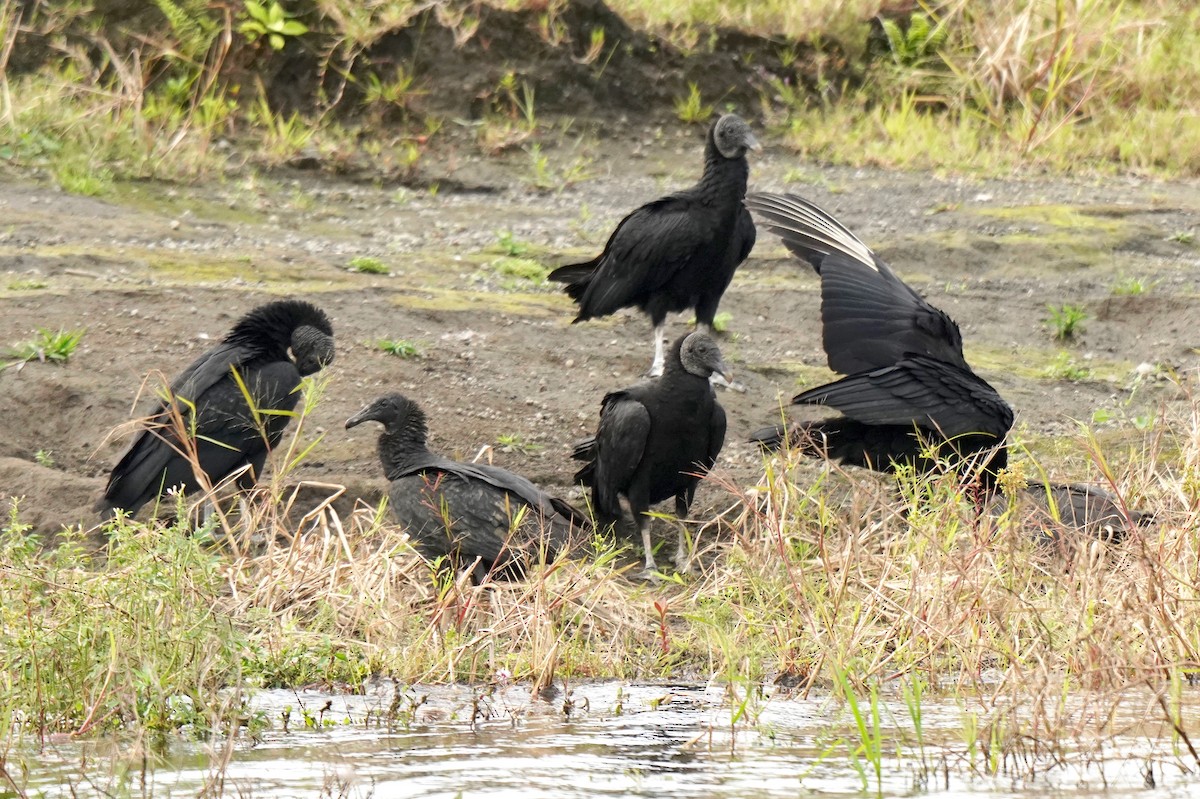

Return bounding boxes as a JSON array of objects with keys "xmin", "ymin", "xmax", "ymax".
[
  {"xmin": 492, "ymin": 257, "xmax": 549, "ymax": 285},
  {"xmin": 361, "ymin": 68, "xmax": 421, "ymax": 116},
  {"xmin": 1046, "ymin": 303, "xmax": 1087, "ymax": 341},
  {"xmin": 496, "ymin": 434, "xmax": 543, "ymax": 455},
  {"xmin": 674, "ymin": 82, "xmax": 713, "ymax": 124},
  {"xmin": 1167, "ymin": 230, "xmax": 1195, "ymax": 245},
  {"xmin": 33, "ymin": 449, "xmax": 54, "ymax": 468},
  {"xmin": 1111, "ymin": 276, "xmax": 1157, "ymax": 296},
  {"xmin": 881, "ymin": 13, "xmax": 948, "ymax": 69},
  {"xmin": 6, "ymin": 279, "xmax": 47, "ymax": 291},
  {"xmin": 55, "ymin": 159, "xmax": 112, "ymax": 197},
  {"xmin": 348, "ymin": 255, "xmax": 389, "ymax": 275},
  {"xmin": 377, "ymin": 339, "xmax": 419, "ymax": 358},
  {"xmin": 524, "ymin": 143, "xmax": 596, "ymax": 192},
  {"xmin": 1041, "ymin": 351, "xmax": 1092, "ymax": 381},
  {"xmin": 497, "ymin": 230, "xmax": 528, "ymax": 257},
  {"xmin": 239, "ymin": 0, "xmax": 309, "ymax": 51},
  {"xmin": 3, "ymin": 328, "xmax": 83, "ymax": 370}
]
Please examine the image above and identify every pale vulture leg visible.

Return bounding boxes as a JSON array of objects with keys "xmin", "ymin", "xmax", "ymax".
[{"xmin": 648, "ymin": 324, "xmax": 666, "ymax": 378}]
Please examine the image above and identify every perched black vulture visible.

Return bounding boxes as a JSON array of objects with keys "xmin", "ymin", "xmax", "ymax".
[
  {"xmin": 345, "ymin": 393, "xmax": 590, "ymax": 583},
  {"xmin": 548, "ymin": 114, "xmax": 758, "ymax": 377},
  {"xmin": 101, "ymin": 299, "xmax": 334, "ymax": 518},
  {"xmin": 744, "ymin": 192, "xmax": 1012, "ymax": 489},
  {"xmin": 572, "ymin": 332, "xmax": 729, "ymax": 576}
]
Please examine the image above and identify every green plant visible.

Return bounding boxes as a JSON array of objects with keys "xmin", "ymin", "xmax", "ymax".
[
  {"xmin": 687, "ymin": 311, "xmax": 732, "ymax": 333},
  {"xmin": 1041, "ymin": 351, "xmax": 1092, "ymax": 381},
  {"xmin": 497, "ymin": 230, "xmax": 528, "ymax": 257},
  {"xmin": 361, "ymin": 68, "xmax": 421, "ymax": 114},
  {"xmin": 496, "ymin": 433, "xmax": 542, "ymax": 454},
  {"xmin": 1046, "ymin": 303, "xmax": 1087, "ymax": 341},
  {"xmin": 1167, "ymin": 230, "xmax": 1194, "ymax": 245},
  {"xmin": 33, "ymin": 449, "xmax": 55, "ymax": 468},
  {"xmin": 3, "ymin": 328, "xmax": 83, "ymax": 370},
  {"xmin": 377, "ymin": 339, "xmax": 419, "ymax": 358},
  {"xmin": 1111, "ymin": 276, "xmax": 1157, "ymax": 296},
  {"xmin": 674, "ymin": 82, "xmax": 713, "ymax": 124},
  {"xmin": 349, "ymin": 256, "xmax": 389, "ymax": 275},
  {"xmin": 881, "ymin": 13, "xmax": 948, "ymax": 68},
  {"xmin": 492, "ymin": 257, "xmax": 549, "ymax": 285},
  {"xmin": 6, "ymin": 279, "xmax": 47, "ymax": 291},
  {"xmin": 239, "ymin": 0, "xmax": 309, "ymax": 50}
]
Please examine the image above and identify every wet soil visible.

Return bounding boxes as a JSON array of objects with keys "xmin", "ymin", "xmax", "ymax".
[{"xmin": 2, "ymin": 128, "xmax": 1199, "ymax": 536}]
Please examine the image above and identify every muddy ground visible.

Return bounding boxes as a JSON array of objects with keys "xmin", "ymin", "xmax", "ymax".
[{"xmin": 1, "ymin": 125, "xmax": 1199, "ymax": 537}]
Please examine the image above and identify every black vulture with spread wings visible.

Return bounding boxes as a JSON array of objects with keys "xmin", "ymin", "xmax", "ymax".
[
  {"xmin": 745, "ymin": 192, "xmax": 1012, "ymax": 488},
  {"xmin": 101, "ymin": 299, "xmax": 334, "ymax": 518},
  {"xmin": 549, "ymin": 114, "xmax": 758, "ymax": 377},
  {"xmin": 346, "ymin": 393, "xmax": 590, "ymax": 583},
  {"xmin": 572, "ymin": 332, "xmax": 729, "ymax": 576}
]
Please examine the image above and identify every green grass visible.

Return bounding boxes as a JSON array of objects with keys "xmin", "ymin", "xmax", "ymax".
[
  {"xmin": 349, "ymin": 255, "xmax": 390, "ymax": 274},
  {"xmin": 3, "ymin": 328, "xmax": 84, "ymax": 370},
  {"xmin": 1046, "ymin": 304, "xmax": 1088, "ymax": 342},
  {"xmin": 376, "ymin": 338, "xmax": 420, "ymax": 358}
]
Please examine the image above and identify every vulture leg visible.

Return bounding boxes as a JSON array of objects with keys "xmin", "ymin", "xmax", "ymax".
[
  {"xmin": 648, "ymin": 324, "xmax": 667, "ymax": 378},
  {"xmin": 672, "ymin": 494, "xmax": 697, "ymax": 576},
  {"xmin": 634, "ymin": 512, "xmax": 660, "ymax": 581}
]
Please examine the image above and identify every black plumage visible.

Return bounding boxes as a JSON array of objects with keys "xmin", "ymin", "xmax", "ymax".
[
  {"xmin": 744, "ymin": 192, "xmax": 1012, "ymax": 488},
  {"xmin": 101, "ymin": 299, "xmax": 334, "ymax": 518},
  {"xmin": 345, "ymin": 393, "xmax": 590, "ymax": 583},
  {"xmin": 573, "ymin": 332, "xmax": 729, "ymax": 575},
  {"xmin": 548, "ymin": 114, "xmax": 758, "ymax": 377}
]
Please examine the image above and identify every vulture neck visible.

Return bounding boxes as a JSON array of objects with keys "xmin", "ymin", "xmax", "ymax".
[
  {"xmin": 698, "ymin": 138, "xmax": 749, "ymax": 200},
  {"xmin": 377, "ymin": 418, "xmax": 431, "ymax": 479}
]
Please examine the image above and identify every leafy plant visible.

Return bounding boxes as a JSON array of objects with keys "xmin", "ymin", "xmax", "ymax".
[
  {"xmin": 34, "ymin": 449, "xmax": 55, "ymax": 468},
  {"xmin": 1041, "ymin": 351, "xmax": 1091, "ymax": 381},
  {"xmin": 881, "ymin": 13, "xmax": 948, "ymax": 68},
  {"xmin": 349, "ymin": 256, "xmax": 389, "ymax": 275},
  {"xmin": 1167, "ymin": 230, "xmax": 1194, "ymax": 245},
  {"xmin": 1111, "ymin": 276, "xmax": 1157, "ymax": 296},
  {"xmin": 377, "ymin": 339, "xmax": 419, "ymax": 358},
  {"xmin": 492, "ymin": 257, "xmax": 548, "ymax": 284},
  {"xmin": 239, "ymin": 0, "xmax": 309, "ymax": 50},
  {"xmin": 1045, "ymin": 303, "xmax": 1087, "ymax": 341},
  {"xmin": 496, "ymin": 433, "xmax": 542, "ymax": 455},
  {"xmin": 3, "ymin": 328, "xmax": 84, "ymax": 370},
  {"xmin": 674, "ymin": 82, "xmax": 713, "ymax": 124},
  {"xmin": 6, "ymin": 279, "xmax": 47, "ymax": 291},
  {"xmin": 497, "ymin": 230, "xmax": 528, "ymax": 257}
]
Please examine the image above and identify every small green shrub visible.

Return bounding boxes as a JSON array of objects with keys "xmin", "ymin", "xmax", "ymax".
[
  {"xmin": 349, "ymin": 256, "xmax": 389, "ymax": 275},
  {"xmin": 1045, "ymin": 304, "xmax": 1087, "ymax": 341},
  {"xmin": 674, "ymin": 82, "xmax": 713, "ymax": 124},
  {"xmin": 377, "ymin": 339, "xmax": 419, "ymax": 358},
  {"xmin": 4, "ymin": 328, "xmax": 84, "ymax": 370}
]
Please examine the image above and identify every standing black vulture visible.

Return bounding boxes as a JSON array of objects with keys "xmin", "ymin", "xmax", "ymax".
[
  {"xmin": 744, "ymin": 192, "xmax": 1012, "ymax": 489},
  {"xmin": 548, "ymin": 114, "xmax": 758, "ymax": 377},
  {"xmin": 100, "ymin": 299, "xmax": 334, "ymax": 519},
  {"xmin": 345, "ymin": 393, "xmax": 590, "ymax": 583},
  {"xmin": 572, "ymin": 332, "xmax": 730, "ymax": 577}
]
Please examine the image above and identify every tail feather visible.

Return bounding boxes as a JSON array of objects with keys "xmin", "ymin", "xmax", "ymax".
[
  {"xmin": 547, "ymin": 260, "xmax": 599, "ymax": 304},
  {"xmin": 748, "ymin": 424, "xmax": 787, "ymax": 452}
]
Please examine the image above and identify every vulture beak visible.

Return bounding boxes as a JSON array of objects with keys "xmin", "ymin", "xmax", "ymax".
[
  {"xmin": 745, "ymin": 133, "xmax": 762, "ymax": 153},
  {"xmin": 345, "ymin": 406, "xmax": 375, "ymax": 429},
  {"xmin": 714, "ymin": 356, "xmax": 734, "ymax": 384}
]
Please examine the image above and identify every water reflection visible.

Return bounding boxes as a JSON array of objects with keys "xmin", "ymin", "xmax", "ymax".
[{"xmin": 13, "ymin": 681, "xmax": 1200, "ymax": 798}]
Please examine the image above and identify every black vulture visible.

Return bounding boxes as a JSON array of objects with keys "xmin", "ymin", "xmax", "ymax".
[
  {"xmin": 746, "ymin": 193, "xmax": 1151, "ymax": 539},
  {"xmin": 744, "ymin": 192, "xmax": 1012, "ymax": 489},
  {"xmin": 345, "ymin": 393, "xmax": 590, "ymax": 583},
  {"xmin": 572, "ymin": 332, "xmax": 729, "ymax": 577},
  {"xmin": 1000, "ymin": 482, "xmax": 1153, "ymax": 544},
  {"xmin": 101, "ymin": 299, "xmax": 334, "ymax": 518},
  {"xmin": 548, "ymin": 114, "xmax": 758, "ymax": 377}
]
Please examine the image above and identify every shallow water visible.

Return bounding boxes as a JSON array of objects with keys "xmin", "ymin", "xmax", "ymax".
[{"xmin": 15, "ymin": 681, "xmax": 1200, "ymax": 798}]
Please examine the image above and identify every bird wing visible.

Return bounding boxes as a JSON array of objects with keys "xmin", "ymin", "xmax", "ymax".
[
  {"xmin": 746, "ymin": 192, "xmax": 966, "ymax": 374},
  {"xmin": 577, "ymin": 195, "xmax": 709, "ymax": 317},
  {"xmin": 819, "ymin": 252, "xmax": 966, "ymax": 374},
  {"xmin": 593, "ymin": 391, "xmax": 651, "ymax": 517},
  {"xmin": 705, "ymin": 401, "xmax": 727, "ymax": 471},
  {"xmin": 744, "ymin": 192, "xmax": 874, "ymax": 273},
  {"xmin": 794, "ymin": 356, "xmax": 1013, "ymax": 441}
]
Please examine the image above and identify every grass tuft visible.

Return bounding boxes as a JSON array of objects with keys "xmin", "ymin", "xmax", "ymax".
[{"xmin": 3, "ymin": 328, "xmax": 84, "ymax": 370}]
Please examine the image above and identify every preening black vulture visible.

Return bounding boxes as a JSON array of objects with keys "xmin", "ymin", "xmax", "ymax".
[
  {"xmin": 345, "ymin": 393, "xmax": 590, "ymax": 583},
  {"xmin": 548, "ymin": 114, "xmax": 758, "ymax": 377},
  {"xmin": 572, "ymin": 332, "xmax": 729, "ymax": 576},
  {"xmin": 101, "ymin": 299, "xmax": 334, "ymax": 518},
  {"xmin": 744, "ymin": 192, "xmax": 1012, "ymax": 489}
]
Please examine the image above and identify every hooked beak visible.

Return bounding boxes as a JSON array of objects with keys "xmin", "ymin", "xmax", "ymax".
[
  {"xmin": 715, "ymin": 357, "xmax": 734, "ymax": 383},
  {"xmin": 345, "ymin": 407, "xmax": 374, "ymax": 430},
  {"xmin": 745, "ymin": 133, "xmax": 762, "ymax": 153}
]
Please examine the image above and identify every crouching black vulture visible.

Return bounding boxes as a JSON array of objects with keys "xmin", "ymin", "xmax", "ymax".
[
  {"xmin": 100, "ymin": 299, "xmax": 335, "ymax": 519},
  {"xmin": 572, "ymin": 332, "xmax": 729, "ymax": 577},
  {"xmin": 745, "ymin": 192, "xmax": 1011, "ymax": 490},
  {"xmin": 345, "ymin": 393, "xmax": 590, "ymax": 583},
  {"xmin": 548, "ymin": 114, "xmax": 758, "ymax": 378}
]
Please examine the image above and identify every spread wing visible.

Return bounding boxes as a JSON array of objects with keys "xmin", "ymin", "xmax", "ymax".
[
  {"xmin": 794, "ymin": 356, "xmax": 1013, "ymax": 441},
  {"xmin": 746, "ymin": 192, "xmax": 966, "ymax": 374}
]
